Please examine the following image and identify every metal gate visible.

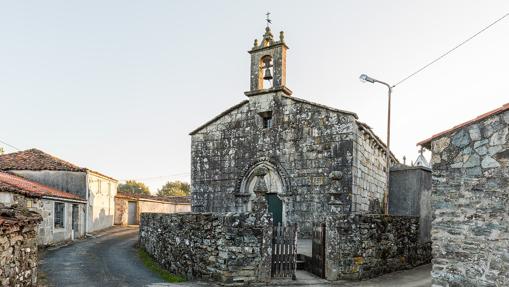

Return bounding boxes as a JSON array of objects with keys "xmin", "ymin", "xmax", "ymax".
[
  {"xmin": 311, "ymin": 223, "xmax": 326, "ymax": 278},
  {"xmin": 271, "ymin": 223, "xmax": 297, "ymax": 279}
]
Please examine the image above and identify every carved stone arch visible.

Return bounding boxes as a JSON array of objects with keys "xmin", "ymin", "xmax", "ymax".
[
  {"xmin": 236, "ymin": 157, "xmax": 290, "ymax": 194},
  {"xmin": 236, "ymin": 158, "xmax": 290, "ymax": 224}
]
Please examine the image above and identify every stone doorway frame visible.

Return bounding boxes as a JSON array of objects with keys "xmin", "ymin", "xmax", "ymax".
[{"xmin": 238, "ymin": 159, "xmax": 290, "ymax": 224}]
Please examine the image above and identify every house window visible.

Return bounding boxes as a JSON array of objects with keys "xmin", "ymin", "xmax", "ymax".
[
  {"xmin": 260, "ymin": 111, "xmax": 273, "ymax": 128},
  {"xmin": 54, "ymin": 202, "xmax": 65, "ymax": 228}
]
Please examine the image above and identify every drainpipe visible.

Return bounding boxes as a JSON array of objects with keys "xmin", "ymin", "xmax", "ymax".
[{"xmin": 85, "ymin": 172, "xmax": 90, "ymax": 235}]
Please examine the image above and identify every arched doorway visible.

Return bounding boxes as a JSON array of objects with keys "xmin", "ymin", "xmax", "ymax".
[{"xmin": 240, "ymin": 162, "xmax": 286, "ymax": 225}]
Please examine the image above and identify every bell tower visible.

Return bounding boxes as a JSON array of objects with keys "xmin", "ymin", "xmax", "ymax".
[{"xmin": 245, "ymin": 22, "xmax": 292, "ymax": 97}]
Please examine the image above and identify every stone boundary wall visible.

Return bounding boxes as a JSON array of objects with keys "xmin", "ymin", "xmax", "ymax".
[
  {"xmin": 0, "ymin": 204, "xmax": 42, "ymax": 286},
  {"xmin": 325, "ymin": 214, "xmax": 431, "ymax": 280},
  {"xmin": 139, "ymin": 212, "xmax": 272, "ymax": 286}
]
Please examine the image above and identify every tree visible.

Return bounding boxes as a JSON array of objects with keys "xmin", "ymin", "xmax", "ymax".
[
  {"xmin": 117, "ymin": 180, "xmax": 150, "ymax": 195},
  {"xmin": 0, "ymin": 147, "xmax": 3, "ymax": 155},
  {"xmin": 157, "ymin": 181, "xmax": 190, "ymax": 197}
]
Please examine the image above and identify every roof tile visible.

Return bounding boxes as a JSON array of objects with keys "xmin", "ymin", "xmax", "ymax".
[
  {"xmin": 0, "ymin": 149, "xmax": 86, "ymax": 172},
  {"xmin": 0, "ymin": 172, "xmax": 85, "ymax": 201},
  {"xmin": 418, "ymin": 102, "xmax": 509, "ymax": 148}
]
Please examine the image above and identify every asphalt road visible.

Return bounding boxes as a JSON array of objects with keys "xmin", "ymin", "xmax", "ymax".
[
  {"xmin": 39, "ymin": 226, "xmax": 431, "ymax": 287},
  {"xmin": 39, "ymin": 226, "xmax": 177, "ymax": 287}
]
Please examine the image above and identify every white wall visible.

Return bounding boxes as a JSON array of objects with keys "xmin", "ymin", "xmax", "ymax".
[{"xmin": 87, "ymin": 172, "xmax": 117, "ymax": 232}]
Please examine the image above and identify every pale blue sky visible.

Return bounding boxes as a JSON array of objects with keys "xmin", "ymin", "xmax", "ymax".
[{"xmin": 1, "ymin": 1, "xmax": 508, "ymax": 192}]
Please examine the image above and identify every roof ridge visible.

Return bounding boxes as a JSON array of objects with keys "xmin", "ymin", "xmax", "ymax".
[
  {"xmin": 0, "ymin": 148, "xmax": 86, "ymax": 172},
  {"xmin": 418, "ymin": 101, "xmax": 509, "ymax": 148},
  {"xmin": 189, "ymin": 100, "xmax": 249, "ymax": 135},
  {"xmin": 281, "ymin": 95, "xmax": 359, "ymax": 119},
  {"xmin": 28, "ymin": 148, "xmax": 85, "ymax": 170}
]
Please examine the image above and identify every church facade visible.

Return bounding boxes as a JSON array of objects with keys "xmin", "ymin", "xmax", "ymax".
[{"xmin": 190, "ymin": 26, "xmax": 396, "ymax": 237}]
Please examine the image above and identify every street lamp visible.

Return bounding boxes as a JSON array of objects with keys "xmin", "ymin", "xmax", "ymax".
[{"xmin": 359, "ymin": 74, "xmax": 392, "ymax": 215}]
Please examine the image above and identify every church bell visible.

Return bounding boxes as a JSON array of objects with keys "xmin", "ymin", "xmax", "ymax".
[{"xmin": 263, "ymin": 67, "xmax": 273, "ymax": 81}]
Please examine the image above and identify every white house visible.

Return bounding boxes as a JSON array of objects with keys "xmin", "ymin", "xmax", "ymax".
[{"xmin": 0, "ymin": 149, "xmax": 118, "ymax": 233}]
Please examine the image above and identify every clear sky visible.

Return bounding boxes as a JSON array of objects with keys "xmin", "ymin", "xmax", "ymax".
[{"xmin": 1, "ymin": 1, "xmax": 508, "ymax": 193}]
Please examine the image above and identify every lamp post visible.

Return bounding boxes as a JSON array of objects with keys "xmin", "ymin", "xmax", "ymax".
[{"xmin": 359, "ymin": 74, "xmax": 392, "ymax": 215}]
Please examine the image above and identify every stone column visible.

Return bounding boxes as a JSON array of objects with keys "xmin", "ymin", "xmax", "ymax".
[
  {"xmin": 251, "ymin": 167, "xmax": 269, "ymax": 214},
  {"xmin": 250, "ymin": 167, "xmax": 273, "ymax": 282}
]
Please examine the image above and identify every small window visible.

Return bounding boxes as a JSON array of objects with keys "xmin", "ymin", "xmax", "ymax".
[
  {"xmin": 260, "ymin": 111, "xmax": 273, "ymax": 129},
  {"xmin": 54, "ymin": 202, "xmax": 65, "ymax": 228}
]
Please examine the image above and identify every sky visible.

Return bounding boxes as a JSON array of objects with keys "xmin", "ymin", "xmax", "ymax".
[{"xmin": 0, "ymin": 1, "xmax": 508, "ymax": 193}]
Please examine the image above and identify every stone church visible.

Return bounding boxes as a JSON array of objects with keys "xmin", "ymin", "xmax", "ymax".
[{"xmin": 190, "ymin": 26, "xmax": 397, "ymax": 237}]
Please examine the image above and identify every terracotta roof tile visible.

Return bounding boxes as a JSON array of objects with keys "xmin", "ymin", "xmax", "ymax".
[
  {"xmin": 0, "ymin": 149, "xmax": 117, "ymax": 181},
  {"xmin": 0, "ymin": 172, "xmax": 85, "ymax": 201},
  {"xmin": 0, "ymin": 149, "xmax": 86, "ymax": 172},
  {"xmin": 418, "ymin": 102, "xmax": 509, "ymax": 148}
]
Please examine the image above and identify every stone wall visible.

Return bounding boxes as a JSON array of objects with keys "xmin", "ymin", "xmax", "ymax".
[
  {"xmin": 0, "ymin": 192, "xmax": 86, "ymax": 246},
  {"xmin": 429, "ymin": 109, "xmax": 508, "ymax": 286},
  {"xmin": 32, "ymin": 199, "xmax": 85, "ymax": 246},
  {"xmin": 114, "ymin": 197, "xmax": 128, "ymax": 225},
  {"xmin": 191, "ymin": 93, "xmax": 388, "ymax": 237},
  {"xmin": 139, "ymin": 212, "xmax": 272, "ymax": 285},
  {"xmin": 352, "ymin": 127, "xmax": 389, "ymax": 213},
  {"xmin": 0, "ymin": 204, "xmax": 42, "ymax": 286},
  {"xmin": 325, "ymin": 214, "xmax": 431, "ymax": 281}
]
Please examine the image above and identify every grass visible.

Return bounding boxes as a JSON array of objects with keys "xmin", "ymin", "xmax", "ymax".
[{"xmin": 137, "ymin": 248, "xmax": 186, "ymax": 283}]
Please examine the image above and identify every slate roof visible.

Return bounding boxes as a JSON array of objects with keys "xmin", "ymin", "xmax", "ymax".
[
  {"xmin": 116, "ymin": 192, "xmax": 191, "ymax": 204},
  {"xmin": 0, "ymin": 149, "xmax": 86, "ymax": 172},
  {"xmin": 418, "ymin": 102, "xmax": 509, "ymax": 149},
  {"xmin": 0, "ymin": 171, "xmax": 86, "ymax": 201}
]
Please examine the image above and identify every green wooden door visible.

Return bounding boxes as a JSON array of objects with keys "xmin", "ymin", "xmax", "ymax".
[{"xmin": 266, "ymin": 193, "xmax": 283, "ymax": 225}]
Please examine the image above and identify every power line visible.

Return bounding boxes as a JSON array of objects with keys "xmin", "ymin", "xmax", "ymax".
[
  {"xmin": 393, "ymin": 12, "xmax": 509, "ymax": 88},
  {"xmin": 0, "ymin": 139, "xmax": 21, "ymax": 151}
]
